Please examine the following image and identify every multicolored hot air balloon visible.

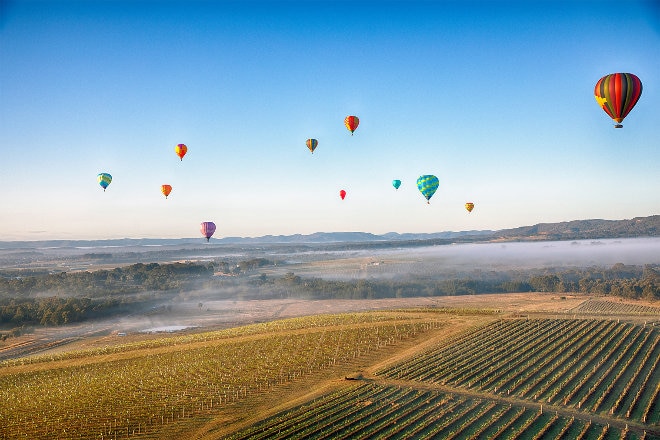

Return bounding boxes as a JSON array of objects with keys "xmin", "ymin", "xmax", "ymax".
[
  {"xmin": 200, "ymin": 221, "xmax": 216, "ymax": 242},
  {"xmin": 344, "ymin": 116, "xmax": 359, "ymax": 135},
  {"xmin": 594, "ymin": 73, "xmax": 642, "ymax": 128},
  {"xmin": 465, "ymin": 202, "xmax": 475, "ymax": 213},
  {"xmin": 175, "ymin": 143, "xmax": 188, "ymax": 160},
  {"xmin": 417, "ymin": 175, "xmax": 439, "ymax": 204},
  {"xmin": 392, "ymin": 179, "xmax": 401, "ymax": 190},
  {"xmin": 98, "ymin": 173, "xmax": 112, "ymax": 191},
  {"xmin": 161, "ymin": 184, "xmax": 172, "ymax": 199},
  {"xmin": 339, "ymin": 189, "xmax": 347, "ymax": 200},
  {"xmin": 306, "ymin": 138, "xmax": 318, "ymax": 153}
]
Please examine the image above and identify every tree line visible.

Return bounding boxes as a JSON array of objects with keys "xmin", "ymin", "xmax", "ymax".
[
  {"xmin": 0, "ymin": 259, "xmax": 275, "ymax": 337},
  {"xmin": 244, "ymin": 263, "xmax": 659, "ymax": 302},
  {"xmin": 1, "ymin": 260, "xmax": 657, "ymax": 338}
]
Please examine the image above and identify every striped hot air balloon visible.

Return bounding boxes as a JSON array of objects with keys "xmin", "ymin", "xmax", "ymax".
[
  {"xmin": 594, "ymin": 73, "xmax": 642, "ymax": 128},
  {"xmin": 306, "ymin": 138, "xmax": 318, "ymax": 153},
  {"xmin": 417, "ymin": 175, "xmax": 439, "ymax": 204}
]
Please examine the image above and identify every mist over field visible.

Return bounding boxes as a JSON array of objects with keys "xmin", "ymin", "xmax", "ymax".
[{"xmin": 286, "ymin": 237, "xmax": 660, "ymax": 280}]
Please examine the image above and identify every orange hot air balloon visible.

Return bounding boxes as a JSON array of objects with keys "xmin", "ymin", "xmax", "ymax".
[
  {"xmin": 161, "ymin": 184, "xmax": 172, "ymax": 199},
  {"xmin": 344, "ymin": 115, "xmax": 359, "ymax": 135},
  {"xmin": 175, "ymin": 143, "xmax": 188, "ymax": 160},
  {"xmin": 465, "ymin": 202, "xmax": 474, "ymax": 213},
  {"xmin": 339, "ymin": 189, "xmax": 347, "ymax": 200}
]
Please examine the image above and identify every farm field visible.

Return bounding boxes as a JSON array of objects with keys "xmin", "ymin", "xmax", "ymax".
[{"xmin": 1, "ymin": 297, "xmax": 658, "ymax": 439}]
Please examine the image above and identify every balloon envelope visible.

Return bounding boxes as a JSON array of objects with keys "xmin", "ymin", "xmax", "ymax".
[
  {"xmin": 344, "ymin": 115, "xmax": 359, "ymax": 135},
  {"xmin": 161, "ymin": 184, "xmax": 172, "ymax": 198},
  {"xmin": 594, "ymin": 73, "xmax": 642, "ymax": 128},
  {"xmin": 306, "ymin": 138, "xmax": 318, "ymax": 153},
  {"xmin": 417, "ymin": 175, "xmax": 439, "ymax": 203},
  {"xmin": 98, "ymin": 173, "xmax": 112, "ymax": 191},
  {"xmin": 175, "ymin": 143, "xmax": 188, "ymax": 160},
  {"xmin": 465, "ymin": 202, "xmax": 475, "ymax": 212},
  {"xmin": 339, "ymin": 189, "xmax": 346, "ymax": 200},
  {"xmin": 392, "ymin": 179, "xmax": 401, "ymax": 190},
  {"xmin": 200, "ymin": 221, "xmax": 216, "ymax": 242}
]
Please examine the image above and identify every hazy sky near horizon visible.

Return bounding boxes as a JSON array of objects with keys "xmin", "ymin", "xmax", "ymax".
[{"xmin": 1, "ymin": 0, "xmax": 659, "ymax": 240}]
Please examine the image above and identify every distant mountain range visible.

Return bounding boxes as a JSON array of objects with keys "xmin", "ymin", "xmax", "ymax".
[{"xmin": 0, "ymin": 215, "xmax": 658, "ymax": 249}]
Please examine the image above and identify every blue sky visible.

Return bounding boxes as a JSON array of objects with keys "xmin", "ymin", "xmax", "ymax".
[{"xmin": 1, "ymin": 0, "xmax": 659, "ymax": 240}]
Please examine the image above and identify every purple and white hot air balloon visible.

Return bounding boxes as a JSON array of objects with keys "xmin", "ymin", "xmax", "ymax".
[{"xmin": 200, "ymin": 221, "xmax": 216, "ymax": 242}]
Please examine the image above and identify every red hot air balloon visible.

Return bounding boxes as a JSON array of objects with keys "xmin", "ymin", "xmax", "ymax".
[
  {"xmin": 594, "ymin": 73, "xmax": 642, "ymax": 128},
  {"xmin": 344, "ymin": 116, "xmax": 359, "ymax": 135},
  {"xmin": 200, "ymin": 221, "xmax": 216, "ymax": 242},
  {"xmin": 175, "ymin": 144, "xmax": 188, "ymax": 160},
  {"xmin": 339, "ymin": 189, "xmax": 347, "ymax": 200},
  {"xmin": 161, "ymin": 184, "xmax": 172, "ymax": 199}
]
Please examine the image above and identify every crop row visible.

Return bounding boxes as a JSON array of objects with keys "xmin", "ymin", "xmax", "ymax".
[
  {"xmin": 0, "ymin": 311, "xmax": 418, "ymax": 367},
  {"xmin": 0, "ymin": 318, "xmax": 439, "ymax": 439},
  {"xmin": 377, "ymin": 318, "xmax": 660, "ymax": 424},
  {"xmin": 570, "ymin": 299, "xmax": 660, "ymax": 316},
  {"xmin": 228, "ymin": 383, "xmax": 656, "ymax": 440}
]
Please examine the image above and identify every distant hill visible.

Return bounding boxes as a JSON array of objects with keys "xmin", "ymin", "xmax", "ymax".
[
  {"xmin": 493, "ymin": 215, "xmax": 660, "ymax": 241},
  {"xmin": 0, "ymin": 215, "xmax": 657, "ymax": 249},
  {"xmin": 219, "ymin": 230, "xmax": 494, "ymax": 244}
]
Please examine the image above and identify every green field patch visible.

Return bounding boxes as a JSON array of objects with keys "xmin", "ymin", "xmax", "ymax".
[{"xmin": 377, "ymin": 318, "xmax": 660, "ymax": 426}]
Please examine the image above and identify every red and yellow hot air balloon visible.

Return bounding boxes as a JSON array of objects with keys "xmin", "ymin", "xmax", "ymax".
[
  {"xmin": 344, "ymin": 116, "xmax": 359, "ymax": 135},
  {"xmin": 161, "ymin": 184, "xmax": 172, "ymax": 199},
  {"xmin": 175, "ymin": 143, "xmax": 188, "ymax": 160},
  {"xmin": 465, "ymin": 202, "xmax": 474, "ymax": 213},
  {"xmin": 594, "ymin": 73, "xmax": 642, "ymax": 128},
  {"xmin": 339, "ymin": 189, "xmax": 347, "ymax": 200}
]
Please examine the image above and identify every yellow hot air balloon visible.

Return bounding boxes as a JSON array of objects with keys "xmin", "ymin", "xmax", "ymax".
[{"xmin": 465, "ymin": 202, "xmax": 475, "ymax": 213}]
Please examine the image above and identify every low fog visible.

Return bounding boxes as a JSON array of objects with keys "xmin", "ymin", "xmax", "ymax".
[{"xmin": 288, "ymin": 237, "xmax": 660, "ymax": 280}]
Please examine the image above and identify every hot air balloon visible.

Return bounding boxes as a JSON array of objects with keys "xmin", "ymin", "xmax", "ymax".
[
  {"xmin": 417, "ymin": 175, "xmax": 439, "ymax": 204},
  {"xmin": 200, "ymin": 221, "xmax": 216, "ymax": 242},
  {"xmin": 344, "ymin": 116, "xmax": 359, "ymax": 135},
  {"xmin": 594, "ymin": 73, "xmax": 642, "ymax": 128},
  {"xmin": 465, "ymin": 202, "xmax": 475, "ymax": 212},
  {"xmin": 392, "ymin": 179, "xmax": 401, "ymax": 190},
  {"xmin": 339, "ymin": 189, "xmax": 347, "ymax": 200},
  {"xmin": 306, "ymin": 139, "xmax": 318, "ymax": 153},
  {"xmin": 175, "ymin": 143, "xmax": 188, "ymax": 160},
  {"xmin": 98, "ymin": 173, "xmax": 112, "ymax": 191},
  {"xmin": 161, "ymin": 184, "xmax": 172, "ymax": 199}
]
